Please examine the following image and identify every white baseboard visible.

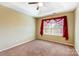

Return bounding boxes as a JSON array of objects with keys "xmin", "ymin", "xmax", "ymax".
[
  {"xmin": 39, "ymin": 39, "xmax": 74, "ymax": 47},
  {"xmin": 75, "ymin": 48, "xmax": 79, "ymax": 55},
  {"xmin": 0, "ymin": 38, "xmax": 35, "ymax": 52}
]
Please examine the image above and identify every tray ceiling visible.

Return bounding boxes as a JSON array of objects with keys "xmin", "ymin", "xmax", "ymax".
[{"xmin": 0, "ymin": 2, "xmax": 79, "ymax": 17}]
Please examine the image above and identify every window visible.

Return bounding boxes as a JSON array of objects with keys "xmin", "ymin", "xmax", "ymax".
[
  {"xmin": 43, "ymin": 18, "xmax": 64, "ymax": 36},
  {"xmin": 40, "ymin": 16, "xmax": 68, "ymax": 40}
]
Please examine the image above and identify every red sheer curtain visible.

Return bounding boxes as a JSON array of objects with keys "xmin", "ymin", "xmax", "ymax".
[{"xmin": 40, "ymin": 16, "xmax": 69, "ymax": 40}]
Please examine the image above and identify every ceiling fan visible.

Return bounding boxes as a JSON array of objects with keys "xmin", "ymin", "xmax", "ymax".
[{"xmin": 28, "ymin": 2, "xmax": 43, "ymax": 10}]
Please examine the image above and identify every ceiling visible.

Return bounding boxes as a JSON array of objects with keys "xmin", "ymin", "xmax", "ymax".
[{"xmin": 0, "ymin": 2, "xmax": 79, "ymax": 17}]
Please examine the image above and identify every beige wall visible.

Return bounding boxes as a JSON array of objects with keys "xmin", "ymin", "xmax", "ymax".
[
  {"xmin": 0, "ymin": 5, "xmax": 35, "ymax": 51},
  {"xmin": 75, "ymin": 7, "xmax": 79, "ymax": 54},
  {"xmin": 36, "ymin": 11, "xmax": 75, "ymax": 46}
]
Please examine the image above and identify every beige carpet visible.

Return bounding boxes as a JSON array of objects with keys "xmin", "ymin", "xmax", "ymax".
[{"xmin": 0, "ymin": 40, "xmax": 78, "ymax": 56}]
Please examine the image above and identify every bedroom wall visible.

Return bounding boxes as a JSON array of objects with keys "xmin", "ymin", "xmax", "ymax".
[
  {"xmin": 36, "ymin": 11, "xmax": 75, "ymax": 46},
  {"xmin": 75, "ymin": 7, "xmax": 79, "ymax": 54},
  {"xmin": 0, "ymin": 5, "xmax": 35, "ymax": 51}
]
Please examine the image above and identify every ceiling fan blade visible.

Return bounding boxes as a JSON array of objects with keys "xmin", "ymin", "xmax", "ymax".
[
  {"xmin": 28, "ymin": 2, "xmax": 38, "ymax": 4},
  {"xmin": 37, "ymin": 6, "xmax": 39, "ymax": 10}
]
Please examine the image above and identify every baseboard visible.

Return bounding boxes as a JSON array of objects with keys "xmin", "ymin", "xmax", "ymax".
[
  {"xmin": 38, "ymin": 39, "xmax": 74, "ymax": 47},
  {"xmin": 0, "ymin": 38, "xmax": 35, "ymax": 52},
  {"xmin": 75, "ymin": 48, "xmax": 79, "ymax": 55}
]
